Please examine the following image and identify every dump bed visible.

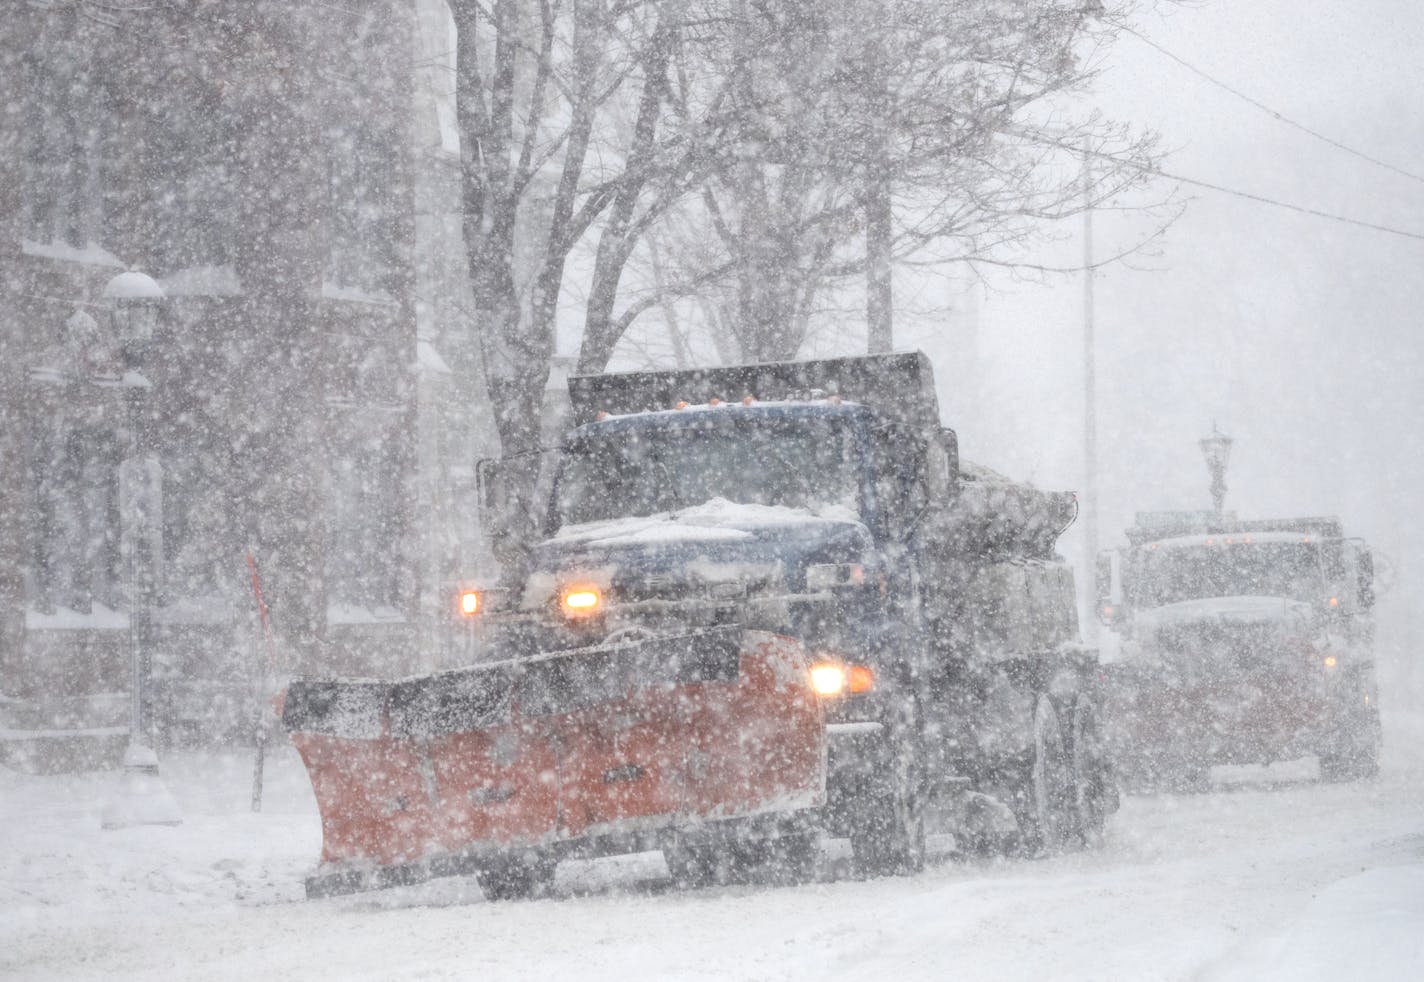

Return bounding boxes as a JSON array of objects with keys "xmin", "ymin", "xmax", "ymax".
[
  {"xmin": 1125, "ymin": 511, "xmax": 1343, "ymax": 546},
  {"xmin": 947, "ymin": 462, "xmax": 1078, "ymax": 561},
  {"xmin": 568, "ymin": 351, "xmax": 941, "ymax": 435}
]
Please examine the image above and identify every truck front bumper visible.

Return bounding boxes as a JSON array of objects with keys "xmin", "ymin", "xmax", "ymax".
[{"xmin": 1102, "ymin": 665, "xmax": 1367, "ymax": 768}]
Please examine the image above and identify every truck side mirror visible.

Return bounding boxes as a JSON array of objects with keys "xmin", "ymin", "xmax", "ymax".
[
  {"xmin": 1356, "ymin": 547, "xmax": 1375, "ymax": 609},
  {"xmin": 476, "ymin": 457, "xmax": 504, "ymax": 524},
  {"xmin": 939, "ymin": 427, "xmax": 960, "ymax": 488},
  {"xmin": 478, "ymin": 450, "xmax": 557, "ymax": 545}
]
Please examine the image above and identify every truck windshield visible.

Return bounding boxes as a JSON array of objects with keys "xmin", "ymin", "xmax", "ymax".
[
  {"xmin": 553, "ymin": 414, "xmax": 863, "ymax": 528},
  {"xmin": 1130, "ymin": 542, "xmax": 1324, "ymax": 606}
]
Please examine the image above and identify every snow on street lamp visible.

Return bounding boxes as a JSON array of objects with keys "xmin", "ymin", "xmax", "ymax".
[
  {"xmin": 1199, "ymin": 424, "xmax": 1233, "ymax": 517},
  {"xmin": 100, "ymin": 269, "xmax": 181, "ymax": 830},
  {"xmin": 103, "ymin": 269, "xmax": 165, "ymax": 342}
]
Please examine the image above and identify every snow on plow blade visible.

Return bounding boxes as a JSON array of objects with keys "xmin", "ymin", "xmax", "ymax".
[{"xmin": 283, "ymin": 628, "xmax": 825, "ymax": 898}]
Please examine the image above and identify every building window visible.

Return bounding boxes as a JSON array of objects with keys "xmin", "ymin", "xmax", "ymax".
[
  {"xmin": 27, "ymin": 410, "xmax": 124, "ymax": 616},
  {"xmin": 327, "ymin": 122, "xmax": 401, "ymax": 297},
  {"xmin": 20, "ymin": 12, "xmax": 116, "ymax": 251},
  {"xmin": 325, "ymin": 416, "xmax": 404, "ymax": 619}
]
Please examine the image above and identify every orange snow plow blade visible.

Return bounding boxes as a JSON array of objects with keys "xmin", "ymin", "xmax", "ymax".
[{"xmin": 283, "ymin": 628, "xmax": 825, "ymax": 897}]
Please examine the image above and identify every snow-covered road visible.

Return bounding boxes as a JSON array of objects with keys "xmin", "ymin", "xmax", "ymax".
[{"xmin": 3, "ymin": 713, "xmax": 1422, "ymax": 982}]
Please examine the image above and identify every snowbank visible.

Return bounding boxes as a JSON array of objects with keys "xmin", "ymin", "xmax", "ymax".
[
  {"xmin": 2, "ymin": 714, "xmax": 1421, "ymax": 981},
  {"xmin": 1209, "ymin": 864, "xmax": 1424, "ymax": 981}
]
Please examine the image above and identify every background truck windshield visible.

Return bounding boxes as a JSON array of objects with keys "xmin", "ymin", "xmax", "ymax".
[
  {"xmin": 553, "ymin": 415, "xmax": 862, "ymax": 528},
  {"xmin": 1130, "ymin": 541, "xmax": 1325, "ymax": 606}
]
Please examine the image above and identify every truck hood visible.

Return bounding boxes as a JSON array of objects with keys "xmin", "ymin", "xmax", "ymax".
[
  {"xmin": 525, "ymin": 497, "xmax": 873, "ymax": 604},
  {"xmin": 1133, "ymin": 595, "xmax": 1314, "ymax": 633},
  {"xmin": 1129, "ymin": 595, "xmax": 1318, "ymax": 668}
]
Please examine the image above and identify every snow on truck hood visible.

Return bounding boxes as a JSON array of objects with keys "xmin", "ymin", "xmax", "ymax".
[
  {"xmin": 1134, "ymin": 595, "xmax": 1314, "ymax": 631},
  {"xmin": 524, "ymin": 498, "xmax": 870, "ymax": 609},
  {"xmin": 549, "ymin": 497, "xmax": 865, "ymax": 549}
]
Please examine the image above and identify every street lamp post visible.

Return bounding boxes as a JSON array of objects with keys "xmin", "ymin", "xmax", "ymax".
[
  {"xmin": 1199, "ymin": 424, "xmax": 1233, "ymax": 517},
  {"xmin": 101, "ymin": 270, "xmax": 181, "ymax": 830}
]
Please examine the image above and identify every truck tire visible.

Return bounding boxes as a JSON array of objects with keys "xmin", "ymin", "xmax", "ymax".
[
  {"xmin": 1319, "ymin": 701, "xmax": 1382, "ymax": 782},
  {"xmin": 476, "ymin": 851, "xmax": 557, "ymax": 901},
  {"xmin": 1010, "ymin": 695, "xmax": 1073, "ymax": 857},
  {"xmin": 665, "ymin": 832, "xmax": 817, "ymax": 888},
  {"xmin": 1319, "ymin": 667, "xmax": 1382, "ymax": 782},
  {"xmin": 1063, "ymin": 696, "xmax": 1117, "ymax": 848},
  {"xmin": 664, "ymin": 841, "xmax": 720, "ymax": 888},
  {"xmin": 849, "ymin": 720, "xmax": 926, "ymax": 877},
  {"xmin": 759, "ymin": 832, "xmax": 819, "ymax": 885}
]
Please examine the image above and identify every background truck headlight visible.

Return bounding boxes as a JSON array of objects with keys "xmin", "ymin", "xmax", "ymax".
[
  {"xmin": 806, "ymin": 563, "xmax": 865, "ymax": 590},
  {"xmin": 561, "ymin": 585, "xmax": 603, "ymax": 616}
]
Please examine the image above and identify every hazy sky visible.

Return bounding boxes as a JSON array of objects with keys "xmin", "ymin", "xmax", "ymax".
[{"xmin": 907, "ymin": 1, "xmax": 1424, "ymax": 674}]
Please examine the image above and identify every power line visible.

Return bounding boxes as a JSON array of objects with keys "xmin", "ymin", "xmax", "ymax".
[
  {"xmin": 1019, "ymin": 128, "xmax": 1424, "ymax": 241},
  {"xmin": 1121, "ymin": 24, "xmax": 1424, "ymax": 187},
  {"xmin": 1072, "ymin": 142, "xmax": 1424, "ymax": 241},
  {"xmin": 1131, "ymin": 156, "xmax": 1424, "ymax": 242}
]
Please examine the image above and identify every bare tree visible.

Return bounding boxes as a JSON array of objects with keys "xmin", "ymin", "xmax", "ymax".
[
  {"xmin": 607, "ymin": 0, "xmax": 1172, "ymax": 365},
  {"xmin": 448, "ymin": 0, "xmax": 665, "ymax": 568},
  {"xmin": 451, "ymin": 0, "xmax": 1180, "ymax": 563}
]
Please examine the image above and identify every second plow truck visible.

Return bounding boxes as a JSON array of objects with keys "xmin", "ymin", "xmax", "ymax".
[
  {"xmin": 283, "ymin": 352, "xmax": 1117, "ymax": 900},
  {"xmin": 1096, "ymin": 512, "xmax": 1381, "ymax": 788}
]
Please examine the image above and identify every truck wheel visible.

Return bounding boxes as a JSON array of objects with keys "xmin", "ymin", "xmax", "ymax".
[
  {"xmin": 665, "ymin": 833, "xmax": 816, "ymax": 887},
  {"xmin": 1064, "ymin": 696, "xmax": 1117, "ymax": 848},
  {"xmin": 664, "ymin": 841, "xmax": 721, "ymax": 888},
  {"xmin": 849, "ymin": 731, "xmax": 926, "ymax": 877},
  {"xmin": 1320, "ymin": 703, "xmax": 1382, "ymax": 782},
  {"xmin": 476, "ymin": 852, "xmax": 557, "ymax": 901},
  {"xmin": 760, "ymin": 832, "xmax": 819, "ymax": 885},
  {"xmin": 1011, "ymin": 695, "xmax": 1073, "ymax": 857}
]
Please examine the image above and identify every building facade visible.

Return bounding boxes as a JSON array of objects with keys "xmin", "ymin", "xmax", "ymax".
[{"xmin": 0, "ymin": 0, "xmax": 497, "ymax": 769}]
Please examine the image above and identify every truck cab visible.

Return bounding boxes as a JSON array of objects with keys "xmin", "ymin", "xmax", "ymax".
[
  {"xmin": 282, "ymin": 353, "xmax": 1116, "ymax": 899},
  {"xmin": 495, "ymin": 399, "xmax": 930, "ymax": 685},
  {"xmin": 1097, "ymin": 513, "xmax": 1381, "ymax": 785}
]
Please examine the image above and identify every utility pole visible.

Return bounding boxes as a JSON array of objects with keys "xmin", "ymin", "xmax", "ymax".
[{"xmin": 1082, "ymin": 148, "xmax": 1099, "ymax": 644}]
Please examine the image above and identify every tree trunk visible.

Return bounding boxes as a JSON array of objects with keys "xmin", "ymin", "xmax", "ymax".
[{"xmin": 575, "ymin": 19, "xmax": 672, "ymax": 374}]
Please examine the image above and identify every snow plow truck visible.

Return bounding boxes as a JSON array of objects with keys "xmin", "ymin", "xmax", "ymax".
[
  {"xmin": 283, "ymin": 352, "xmax": 1118, "ymax": 899},
  {"xmin": 1096, "ymin": 512, "xmax": 1381, "ymax": 788}
]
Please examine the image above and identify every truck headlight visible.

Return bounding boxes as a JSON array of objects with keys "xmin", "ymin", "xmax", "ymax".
[
  {"xmin": 810, "ymin": 663, "xmax": 847, "ymax": 696},
  {"xmin": 806, "ymin": 563, "xmax": 865, "ymax": 591},
  {"xmin": 809, "ymin": 660, "xmax": 875, "ymax": 697},
  {"xmin": 561, "ymin": 585, "xmax": 603, "ymax": 617}
]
